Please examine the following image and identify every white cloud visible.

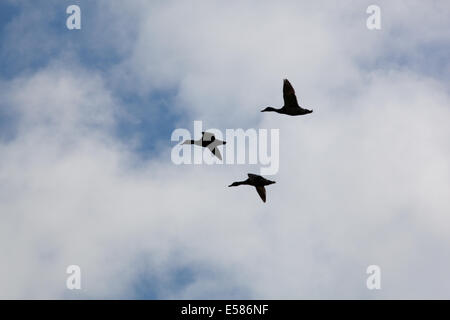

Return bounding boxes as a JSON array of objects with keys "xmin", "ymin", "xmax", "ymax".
[{"xmin": 0, "ymin": 0, "xmax": 449, "ymax": 299}]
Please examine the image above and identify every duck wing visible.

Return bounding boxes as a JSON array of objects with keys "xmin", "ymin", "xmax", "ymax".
[
  {"xmin": 283, "ymin": 79, "xmax": 300, "ymax": 108},
  {"xmin": 255, "ymin": 186, "xmax": 267, "ymax": 203}
]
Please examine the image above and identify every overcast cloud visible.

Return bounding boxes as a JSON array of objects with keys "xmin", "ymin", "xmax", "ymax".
[{"xmin": 0, "ymin": 0, "xmax": 449, "ymax": 299}]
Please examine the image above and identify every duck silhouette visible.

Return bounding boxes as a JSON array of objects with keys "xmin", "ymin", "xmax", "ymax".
[
  {"xmin": 261, "ymin": 79, "xmax": 313, "ymax": 116},
  {"xmin": 228, "ymin": 173, "xmax": 276, "ymax": 203},
  {"xmin": 182, "ymin": 131, "xmax": 226, "ymax": 160}
]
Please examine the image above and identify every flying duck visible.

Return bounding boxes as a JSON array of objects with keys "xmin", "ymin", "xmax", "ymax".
[
  {"xmin": 261, "ymin": 79, "xmax": 313, "ymax": 116},
  {"xmin": 182, "ymin": 131, "xmax": 226, "ymax": 160},
  {"xmin": 228, "ymin": 173, "xmax": 276, "ymax": 203}
]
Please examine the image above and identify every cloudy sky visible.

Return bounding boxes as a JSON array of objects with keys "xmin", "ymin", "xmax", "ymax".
[{"xmin": 0, "ymin": 0, "xmax": 449, "ymax": 299}]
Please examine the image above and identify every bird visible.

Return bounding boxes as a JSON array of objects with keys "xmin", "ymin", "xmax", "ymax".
[
  {"xmin": 181, "ymin": 131, "xmax": 226, "ymax": 160},
  {"xmin": 261, "ymin": 79, "xmax": 313, "ymax": 116},
  {"xmin": 228, "ymin": 173, "xmax": 276, "ymax": 203}
]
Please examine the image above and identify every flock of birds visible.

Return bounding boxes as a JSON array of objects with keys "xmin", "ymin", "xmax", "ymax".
[{"xmin": 181, "ymin": 79, "xmax": 313, "ymax": 202}]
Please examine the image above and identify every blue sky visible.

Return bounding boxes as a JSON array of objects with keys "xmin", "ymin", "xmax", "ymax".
[{"xmin": 1, "ymin": 0, "xmax": 450, "ymax": 299}]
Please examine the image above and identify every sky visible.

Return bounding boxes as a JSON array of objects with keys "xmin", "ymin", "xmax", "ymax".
[{"xmin": 0, "ymin": 0, "xmax": 449, "ymax": 299}]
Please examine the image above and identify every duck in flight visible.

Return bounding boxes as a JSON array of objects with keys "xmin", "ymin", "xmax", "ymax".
[
  {"xmin": 228, "ymin": 173, "xmax": 276, "ymax": 203},
  {"xmin": 261, "ymin": 79, "xmax": 313, "ymax": 116},
  {"xmin": 182, "ymin": 131, "xmax": 226, "ymax": 160}
]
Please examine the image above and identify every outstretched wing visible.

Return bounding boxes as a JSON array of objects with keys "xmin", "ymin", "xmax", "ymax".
[
  {"xmin": 208, "ymin": 145, "xmax": 222, "ymax": 160},
  {"xmin": 283, "ymin": 79, "xmax": 299, "ymax": 108},
  {"xmin": 255, "ymin": 186, "xmax": 266, "ymax": 203}
]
